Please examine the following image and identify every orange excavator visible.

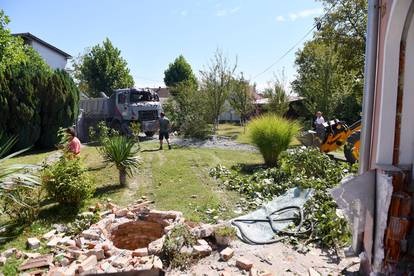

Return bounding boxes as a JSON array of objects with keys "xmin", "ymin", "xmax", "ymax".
[{"xmin": 297, "ymin": 119, "xmax": 361, "ymax": 164}]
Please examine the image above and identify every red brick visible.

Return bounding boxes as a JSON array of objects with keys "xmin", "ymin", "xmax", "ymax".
[
  {"xmin": 220, "ymin": 247, "xmax": 234, "ymax": 261},
  {"xmin": 236, "ymin": 257, "xmax": 254, "ymax": 271}
]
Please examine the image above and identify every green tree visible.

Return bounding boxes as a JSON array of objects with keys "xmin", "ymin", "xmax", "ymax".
[
  {"xmin": 228, "ymin": 74, "xmax": 255, "ymax": 127},
  {"xmin": 0, "ymin": 10, "xmax": 79, "ymax": 149},
  {"xmin": 75, "ymin": 38, "xmax": 134, "ymax": 97},
  {"xmin": 163, "ymin": 80, "xmax": 210, "ymax": 138},
  {"xmin": 200, "ymin": 49, "xmax": 237, "ymax": 130},
  {"xmin": 0, "ymin": 11, "xmax": 27, "ymax": 71},
  {"xmin": 0, "ymin": 63, "xmax": 45, "ymax": 149},
  {"xmin": 164, "ymin": 55, "xmax": 197, "ymax": 88},
  {"xmin": 263, "ymin": 73, "xmax": 290, "ymax": 117},
  {"xmin": 37, "ymin": 70, "xmax": 80, "ymax": 148},
  {"xmin": 293, "ymin": 42, "xmax": 343, "ymax": 119},
  {"xmin": 317, "ymin": 0, "xmax": 367, "ymax": 77},
  {"xmin": 292, "ymin": 0, "xmax": 367, "ymax": 124}
]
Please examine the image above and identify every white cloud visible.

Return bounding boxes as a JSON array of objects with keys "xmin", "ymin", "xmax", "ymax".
[
  {"xmin": 215, "ymin": 5, "xmax": 241, "ymax": 17},
  {"xmin": 288, "ymin": 8, "xmax": 323, "ymax": 21},
  {"xmin": 180, "ymin": 10, "xmax": 188, "ymax": 16},
  {"xmin": 215, "ymin": 9, "xmax": 227, "ymax": 16},
  {"xmin": 276, "ymin": 15, "xmax": 285, "ymax": 22},
  {"xmin": 230, "ymin": 6, "xmax": 241, "ymax": 14}
]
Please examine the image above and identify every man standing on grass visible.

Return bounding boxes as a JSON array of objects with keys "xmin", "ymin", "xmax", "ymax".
[{"xmin": 158, "ymin": 112, "xmax": 171, "ymax": 150}]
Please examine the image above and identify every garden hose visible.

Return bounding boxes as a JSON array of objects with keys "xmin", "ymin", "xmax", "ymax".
[{"xmin": 231, "ymin": 205, "xmax": 312, "ymax": 245}]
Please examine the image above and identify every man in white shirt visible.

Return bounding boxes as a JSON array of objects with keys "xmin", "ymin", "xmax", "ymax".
[{"xmin": 315, "ymin": 111, "xmax": 325, "ymax": 141}]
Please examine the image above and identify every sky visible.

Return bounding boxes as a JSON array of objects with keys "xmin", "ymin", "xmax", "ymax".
[{"xmin": 1, "ymin": 0, "xmax": 323, "ymax": 91}]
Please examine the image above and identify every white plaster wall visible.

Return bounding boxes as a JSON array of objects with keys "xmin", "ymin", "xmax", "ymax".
[
  {"xmin": 399, "ymin": 12, "xmax": 414, "ymax": 165},
  {"xmin": 375, "ymin": 0, "xmax": 412, "ymax": 165},
  {"xmin": 373, "ymin": 170, "xmax": 393, "ymax": 272},
  {"xmin": 31, "ymin": 40, "xmax": 67, "ymax": 69}
]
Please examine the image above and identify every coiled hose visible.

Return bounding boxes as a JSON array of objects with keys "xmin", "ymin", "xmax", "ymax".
[{"xmin": 231, "ymin": 205, "xmax": 312, "ymax": 245}]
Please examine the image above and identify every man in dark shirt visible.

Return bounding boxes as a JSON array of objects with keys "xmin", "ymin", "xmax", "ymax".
[{"xmin": 158, "ymin": 112, "xmax": 171, "ymax": 150}]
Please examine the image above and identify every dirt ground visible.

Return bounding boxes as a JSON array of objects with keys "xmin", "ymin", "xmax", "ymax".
[{"xmin": 170, "ymin": 240, "xmax": 360, "ymax": 275}]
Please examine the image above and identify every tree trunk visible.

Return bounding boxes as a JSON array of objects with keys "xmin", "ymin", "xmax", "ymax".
[{"xmin": 119, "ymin": 168, "xmax": 127, "ymax": 186}]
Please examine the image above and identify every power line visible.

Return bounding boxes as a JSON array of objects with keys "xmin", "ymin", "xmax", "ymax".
[{"xmin": 252, "ymin": 2, "xmax": 338, "ymax": 80}]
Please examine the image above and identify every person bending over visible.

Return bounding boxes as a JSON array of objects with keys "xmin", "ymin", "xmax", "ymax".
[{"xmin": 66, "ymin": 127, "xmax": 81, "ymax": 156}]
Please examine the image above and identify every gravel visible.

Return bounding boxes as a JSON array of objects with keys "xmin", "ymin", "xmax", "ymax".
[{"xmin": 171, "ymin": 136, "xmax": 257, "ymax": 152}]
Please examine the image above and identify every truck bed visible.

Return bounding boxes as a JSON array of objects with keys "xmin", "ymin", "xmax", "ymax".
[{"xmin": 80, "ymin": 98, "xmax": 111, "ymax": 119}]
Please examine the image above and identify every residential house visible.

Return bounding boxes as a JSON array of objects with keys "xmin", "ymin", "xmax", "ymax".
[
  {"xmin": 13, "ymin": 32, "xmax": 71, "ymax": 69},
  {"xmin": 217, "ymin": 86, "xmax": 257, "ymax": 122}
]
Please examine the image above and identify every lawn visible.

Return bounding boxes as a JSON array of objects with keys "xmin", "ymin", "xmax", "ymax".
[
  {"xmin": 2, "ymin": 149, "xmax": 58, "ymax": 166},
  {"xmin": 217, "ymin": 123, "xmax": 250, "ymax": 144},
  {"xmin": 82, "ymin": 142, "xmax": 263, "ymax": 221},
  {"xmin": 0, "ymin": 140, "xmax": 263, "ymax": 271}
]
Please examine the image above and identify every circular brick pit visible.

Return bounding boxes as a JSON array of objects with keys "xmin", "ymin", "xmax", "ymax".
[{"xmin": 110, "ymin": 221, "xmax": 164, "ymax": 250}]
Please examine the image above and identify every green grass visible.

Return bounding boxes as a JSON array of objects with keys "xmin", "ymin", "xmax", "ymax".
[
  {"xmin": 0, "ymin": 140, "xmax": 262, "ymax": 267},
  {"xmin": 216, "ymin": 123, "xmax": 250, "ymax": 144},
  {"xmin": 2, "ymin": 149, "xmax": 58, "ymax": 166}
]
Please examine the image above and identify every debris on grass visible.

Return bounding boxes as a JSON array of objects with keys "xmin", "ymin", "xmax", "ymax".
[{"xmin": 209, "ymin": 147, "xmax": 354, "ymax": 249}]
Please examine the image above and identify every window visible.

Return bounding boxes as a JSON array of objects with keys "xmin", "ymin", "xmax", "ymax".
[
  {"xmin": 130, "ymin": 91, "xmax": 152, "ymax": 103},
  {"xmin": 118, "ymin": 93, "xmax": 126, "ymax": 104}
]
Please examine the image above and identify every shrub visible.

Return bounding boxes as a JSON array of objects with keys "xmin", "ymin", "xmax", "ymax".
[
  {"xmin": 180, "ymin": 113, "xmax": 211, "ymax": 139},
  {"xmin": 247, "ymin": 114, "xmax": 300, "ymax": 166},
  {"xmin": 98, "ymin": 136, "xmax": 140, "ymax": 186},
  {"xmin": 88, "ymin": 121, "xmax": 119, "ymax": 145},
  {"xmin": 161, "ymin": 224, "xmax": 196, "ymax": 269},
  {"xmin": 42, "ymin": 157, "xmax": 95, "ymax": 205}
]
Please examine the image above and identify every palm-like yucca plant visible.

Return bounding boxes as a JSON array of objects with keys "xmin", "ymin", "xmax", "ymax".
[
  {"xmin": 98, "ymin": 135, "xmax": 140, "ymax": 186},
  {"xmin": 0, "ymin": 133, "xmax": 40, "ymax": 242},
  {"xmin": 0, "ymin": 134, "xmax": 39, "ymax": 194}
]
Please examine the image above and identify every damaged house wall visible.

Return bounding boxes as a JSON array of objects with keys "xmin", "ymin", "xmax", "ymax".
[{"xmin": 333, "ymin": 0, "xmax": 414, "ymax": 273}]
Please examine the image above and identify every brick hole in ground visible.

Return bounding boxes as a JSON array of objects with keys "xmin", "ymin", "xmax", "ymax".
[{"xmin": 110, "ymin": 221, "xmax": 164, "ymax": 250}]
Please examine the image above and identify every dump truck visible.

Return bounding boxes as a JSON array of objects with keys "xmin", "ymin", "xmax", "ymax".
[{"xmin": 78, "ymin": 88, "xmax": 162, "ymax": 140}]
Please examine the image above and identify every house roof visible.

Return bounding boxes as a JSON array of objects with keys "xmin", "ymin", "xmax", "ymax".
[
  {"xmin": 255, "ymin": 95, "xmax": 304, "ymax": 105},
  {"xmin": 13, "ymin": 32, "xmax": 72, "ymax": 58},
  {"xmin": 155, "ymin": 87, "xmax": 170, "ymax": 98}
]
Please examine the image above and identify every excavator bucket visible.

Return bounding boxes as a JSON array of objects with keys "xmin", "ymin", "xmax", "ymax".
[{"xmin": 297, "ymin": 130, "xmax": 321, "ymax": 148}]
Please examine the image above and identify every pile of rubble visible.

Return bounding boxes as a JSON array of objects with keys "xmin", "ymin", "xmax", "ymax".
[{"xmin": 8, "ymin": 200, "xmax": 254, "ymax": 275}]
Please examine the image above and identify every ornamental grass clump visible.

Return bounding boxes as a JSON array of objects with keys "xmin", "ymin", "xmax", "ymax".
[{"xmin": 247, "ymin": 114, "xmax": 300, "ymax": 167}]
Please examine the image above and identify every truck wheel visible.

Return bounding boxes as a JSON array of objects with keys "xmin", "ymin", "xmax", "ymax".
[
  {"xmin": 344, "ymin": 130, "xmax": 360, "ymax": 164},
  {"xmin": 145, "ymin": 131, "xmax": 155, "ymax": 137},
  {"xmin": 110, "ymin": 120, "xmax": 121, "ymax": 133}
]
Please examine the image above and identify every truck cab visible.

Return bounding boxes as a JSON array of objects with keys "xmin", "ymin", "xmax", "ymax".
[{"xmin": 111, "ymin": 88, "xmax": 161, "ymax": 136}]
